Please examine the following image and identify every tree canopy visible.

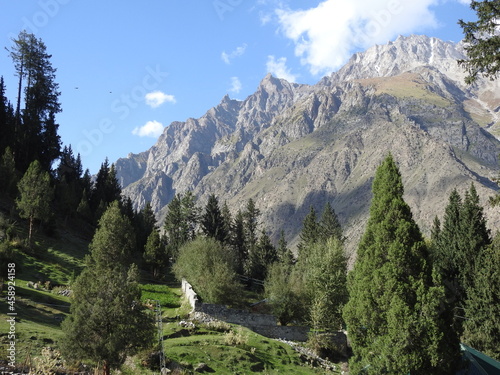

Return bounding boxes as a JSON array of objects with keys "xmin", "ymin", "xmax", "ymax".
[
  {"xmin": 343, "ymin": 155, "xmax": 459, "ymax": 374},
  {"xmin": 61, "ymin": 202, "xmax": 154, "ymax": 375},
  {"xmin": 458, "ymin": 0, "xmax": 500, "ymax": 83},
  {"xmin": 16, "ymin": 160, "xmax": 53, "ymax": 245}
]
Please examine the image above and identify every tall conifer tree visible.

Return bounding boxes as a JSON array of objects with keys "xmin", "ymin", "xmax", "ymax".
[
  {"xmin": 61, "ymin": 202, "xmax": 153, "ymax": 375},
  {"xmin": 463, "ymin": 233, "xmax": 500, "ymax": 360},
  {"xmin": 201, "ymin": 194, "xmax": 227, "ymax": 243},
  {"xmin": 8, "ymin": 31, "xmax": 61, "ymax": 171},
  {"xmin": 343, "ymin": 155, "xmax": 458, "ymax": 374},
  {"xmin": 297, "ymin": 205, "xmax": 319, "ymax": 258},
  {"xmin": 432, "ymin": 184, "xmax": 491, "ymax": 336},
  {"xmin": 318, "ymin": 202, "xmax": 343, "ymax": 242}
]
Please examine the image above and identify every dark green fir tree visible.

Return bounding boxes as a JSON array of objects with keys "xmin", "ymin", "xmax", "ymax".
[
  {"xmin": 463, "ymin": 232, "xmax": 500, "ymax": 360},
  {"xmin": 61, "ymin": 202, "xmax": 153, "ymax": 375},
  {"xmin": 297, "ymin": 205, "xmax": 319, "ymax": 259},
  {"xmin": 343, "ymin": 155, "xmax": 459, "ymax": 374},
  {"xmin": 201, "ymin": 194, "xmax": 227, "ymax": 243}
]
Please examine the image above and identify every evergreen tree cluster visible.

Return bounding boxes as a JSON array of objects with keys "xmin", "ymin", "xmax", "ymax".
[
  {"xmin": 343, "ymin": 155, "xmax": 499, "ymax": 374},
  {"xmin": 265, "ymin": 200, "xmax": 347, "ymax": 343},
  {"xmin": 431, "ymin": 184, "xmax": 498, "ymax": 361},
  {"xmin": 165, "ymin": 193, "xmax": 280, "ymax": 280},
  {"xmin": 0, "ymin": 32, "xmax": 136, "ymax": 240}
]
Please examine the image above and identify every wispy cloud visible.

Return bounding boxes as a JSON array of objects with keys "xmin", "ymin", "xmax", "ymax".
[
  {"xmin": 276, "ymin": 0, "xmax": 441, "ymax": 75},
  {"xmin": 221, "ymin": 43, "xmax": 248, "ymax": 64},
  {"xmin": 266, "ymin": 55, "xmax": 297, "ymax": 82},
  {"xmin": 145, "ymin": 91, "xmax": 176, "ymax": 108},
  {"xmin": 132, "ymin": 120, "xmax": 164, "ymax": 138},
  {"xmin": 229, "ymin": 76, "xmax": 242, "ymax": 94}
]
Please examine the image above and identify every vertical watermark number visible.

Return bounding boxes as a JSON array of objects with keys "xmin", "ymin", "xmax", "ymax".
[{"xmin": 6, "ymin": 262, "xmax": 17, "ymax": 368}]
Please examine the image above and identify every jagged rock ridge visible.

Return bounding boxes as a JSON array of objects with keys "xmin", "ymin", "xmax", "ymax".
[{"xmin": 116, "ymin": 35, "xmax": 500, "ymax": 258}]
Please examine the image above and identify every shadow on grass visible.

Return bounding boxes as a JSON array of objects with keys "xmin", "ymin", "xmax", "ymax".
[
  {"xmin": 15, "ymin": 285, "xmax": 71, "ymax": 309},
  {"xmin": 0, "ymin": 297, "xmax": 67, "ymax": 331}
]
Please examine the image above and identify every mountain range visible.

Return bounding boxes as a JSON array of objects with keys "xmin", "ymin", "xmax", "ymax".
[{"xmin": 115, "ymin": 34, "xmax": 500, "ymax": 259}]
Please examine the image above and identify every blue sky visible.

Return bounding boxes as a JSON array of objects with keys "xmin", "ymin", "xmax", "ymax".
[{"xmin": 0, "ymin": 0, "xmax": 475, "ymax": 174}]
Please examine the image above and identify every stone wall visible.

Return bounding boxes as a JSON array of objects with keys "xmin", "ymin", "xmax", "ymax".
[
  {"xmin": 181, "ymin": 279, "xmax": 309, "ymax": 342},
  {"xmin": 181, "ymin": 278, "xmax": 200, "ymax": 312}
]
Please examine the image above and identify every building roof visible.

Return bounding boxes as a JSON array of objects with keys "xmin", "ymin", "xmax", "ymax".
[{"xmin": 459, "ymin": 344, "xmax": 500, "ymax": 375}]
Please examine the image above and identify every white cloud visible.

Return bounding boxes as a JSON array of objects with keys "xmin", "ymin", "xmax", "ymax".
[
  {"xmin": 221, "ymin": 43, "xmax": 248, "ymax": 64},
  {"xmin": 266, "ymin": 55, "xmax": 297, "ymax": 82},
  {"xmin": 145, "ymin": 91, "xmax": 176, "ymax": 108},
  {"xmin": 259, "ymin": 11, "xmax": 273, "ymax": 25},
  {"xmin": 229, "ymin": 77, "xmax": 242, "ymax": 94},
  {"xmin": 132, "ymin": 120, "xmax": 164, "ymax": 138},
  {"xmin": 276, "ymin": 0, "xmax": 440, "ymax": 75}
]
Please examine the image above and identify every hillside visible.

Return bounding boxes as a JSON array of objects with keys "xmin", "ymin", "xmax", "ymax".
[{"xmin": 116, "ymin": 34, "xmax": 500, "ymax": 257}]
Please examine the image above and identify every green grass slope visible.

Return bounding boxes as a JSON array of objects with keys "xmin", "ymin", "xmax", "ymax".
[{"xmin": 1, "ymin": 211, "xmax": 340, "ymax": 374}]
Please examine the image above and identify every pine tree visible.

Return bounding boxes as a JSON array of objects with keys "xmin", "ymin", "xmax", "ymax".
[
  {"xmin": 343, "ymin": 155, "xmax": 458, "ymax": 374},
  {"xmin": 0, "ymin": 76, "xmax": 15, "ymax": 156},
  {"xmin": 247, "ymin": 230, "xmax": 278, "ymax": 280},
  {"xmin": 277, "ymin": 230, "xmax": 294, "ymax": 265},
  {"xmin": 243, "ymin": 198, "xmax": 260, "ymax": 248},
  {"xmin": 143, "ymin": 229, "xmax": 166, "ymax": 279},
  {"xmin": 91, "ymin": 158, "xmax": 122, "ymax": 216},
  {"xmin": 121, "ymin": 196, "xmax": 136, "ymax": 223},
  {"xmin": 16, "ymin": 160, "xmax": 53, "ymax": 245},
  {"xmin": 232, "ymin": 209, "xmax": 246, "ymax": 274},
  {"xmin": 61, "ymin": 202, "xmax": 153, "ymax": 375},
  {"xmin": 458, "ymin": 0, "xmax": 500, "ymax": 83},
  {"xmin": 181, "ymin": 191, "xmax": 199, "ymax": 241},
  {"xmin": 297, "ymin": 205, "xmax": 319, "ymax": 258},
  {"xmin": 318, "ymin": 202, "xmax": 343, "ymax": 242},
  {"xmin": 8, "ymin": 31, "xmax": 61, "ymax": 171},
  {"xmin": 163, "ymin": 192, "xmax": 199, "ymax": 260},
  {"xmin": 76, "ymin": 189, "xmax": 92, "ymax": 222},
  {"xmin": 460, "ymin": 184, "xmax": 491, "ymax": 289},
  {"xmin": 432, "ymin": 185, "xmax": 491, "ymax": 336},
  {"xmin": 242, "ymin": 199, "xmax": 261, "ymax": 277},
  {"xmin": 433, "ymin": 189, "xmax": 463, "ymax": 287},
  {"xmin": 0, "ymin": 147, "xmax": 18, "ymax": 196},
  {"xmin": 88, "ymin": 201, "xmax": 136, "ymax": 269},
  {"xmin": 201, "ymin": 194, "xmax": 227, "ymax": 243},
  {"xmin": 135, "ymin": 202, "xmax": 157, "ymax": 253},
  {"xmin": 221, "ymin": 201, "xmax": 233, "ymax": 245},
  {"xmin": 463, "ymin": 233, "xmax": 500, "ymax": 360}
]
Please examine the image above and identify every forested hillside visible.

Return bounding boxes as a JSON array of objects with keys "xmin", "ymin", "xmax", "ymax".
[{"xmin": 1, "ymin": 28, "xmax": 499, "ymax": 375}]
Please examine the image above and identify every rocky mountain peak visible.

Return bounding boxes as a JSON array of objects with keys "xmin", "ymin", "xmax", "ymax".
[
  {"xmin": 327, "ymin": 34, "xmax": 466, "ymax": 84},
  {"xmin": 116, "ymin": 34, "xmax": 500, "ymax": 256}
]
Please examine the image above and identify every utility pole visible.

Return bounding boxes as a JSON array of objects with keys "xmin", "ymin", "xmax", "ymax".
[{"xmin": 154, "ymin": 300, "xmax": 166, "ymax": 374}]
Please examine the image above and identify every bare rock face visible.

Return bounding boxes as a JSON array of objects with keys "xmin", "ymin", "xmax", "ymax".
[{"xmin": 116, "ymin": 34, "xmax": 500, "ymax": 258}]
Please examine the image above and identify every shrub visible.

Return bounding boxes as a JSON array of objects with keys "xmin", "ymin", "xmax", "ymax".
[
  {"xmin": 224, "ymin": 327, "xmax": 248, "ymax": 346},
  {"xmin": 173, "ymin": 237, "xmax": 242, "ymax": 304}
]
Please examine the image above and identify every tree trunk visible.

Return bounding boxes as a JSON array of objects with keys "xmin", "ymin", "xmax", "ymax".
[
  {"xmin": 28, "ymin": 215, "xmax": 33, "ymax": 247},
  {"xmin": 15, "ymin": 58, "xmax": 23, "ymax": 124},
  {"xmin": 103, "ymin": 361, "xmax": 110, "ymax": 375}
]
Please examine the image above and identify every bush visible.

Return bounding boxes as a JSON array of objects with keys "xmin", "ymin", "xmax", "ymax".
[
  {"xmin": 264, "ymin": 262, "xmax": 303, "ymax": 325},
  {"xmin": 224, "ymin": 327, "xmax": 248, "ymax": 346},
  {"xmin": 174, "ymin": 237, "xmax": 242, "ymax": 304},
  {"xmin": 201, "ymin": 320, "xmax": 231, "ymax": 333}
]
